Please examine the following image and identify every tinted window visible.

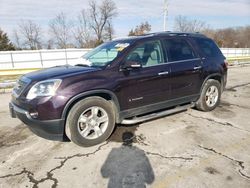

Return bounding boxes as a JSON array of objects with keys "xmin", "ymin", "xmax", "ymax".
[
  {"xmin": 195, "ymin": 38, "xmax": 223, "ymax": 58},
  {"xmin": 164, "ymin": 39, "xmax": 197, "ymax": 62},
  {"xmin": 126, "ymin": 41, "xmax": 163, "ymax": 67}
]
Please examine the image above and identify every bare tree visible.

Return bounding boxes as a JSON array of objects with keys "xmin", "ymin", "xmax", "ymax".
[
  {"xmin": 75, "ymin": 10, "xmax": 93, "ymax": 48},
  {"xmin": 128, "ymin": 22, "xmax": 151, "ymax": 36},
  {"xmin": 49, "ymin": 12, "xmax": 73, "ymax": 48},
  {"xmin": 103, "ymin": 20, "xmax": 114, "ymax": 41},
  {"xmin": 174, "ymin": 15, "xmax": 208, "ymax": 33},
  {"xmin": 13, "ymin": 29, "xmax": 21, "ymax": 49},
  {"xmin": 18, "ymin": 20, "xmax": 42, "ymax": 50},
  {"xmin": 88, "ymin": 0, "xmax": 117, "ymax": 44},
  {"xmin": 235, "ymin": 26, "xmax": 250, "ymax": 48},
  {"xmin": 174, "ymin": 16, "xmax": 189, "ymax": 32},
  {"xmin": 202, "ymin": 26, "xmax": 250, "ymax": 48},
  {"xmin": 74, "ymin": 0, "xmax": 117, "ymax": 47},
  {"xmin": 46, "ymin": 39, "xmax": 54, "ymax": 49},
  {"xmin": 243, "ymin": 26, "xmax": 250, "ymax": 47}
]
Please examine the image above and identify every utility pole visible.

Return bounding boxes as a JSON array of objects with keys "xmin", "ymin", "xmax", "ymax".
[{"xmin": 163, "ymin": 0, "xmax": 168, "ymax": 31}]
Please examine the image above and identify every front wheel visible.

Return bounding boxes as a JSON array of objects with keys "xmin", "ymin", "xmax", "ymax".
[
  {"xmin": 66, "ymin": 97, "xmax": 115, "ymax": 147},
  {"xmin": 196, "ymin": 79, "xmax": 221, "ymax": 111}
]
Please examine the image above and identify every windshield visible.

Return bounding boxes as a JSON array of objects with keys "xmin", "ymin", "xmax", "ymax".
[{"xmin": 80, "ymin": 41, "xmax": 130, "ymax": 67}]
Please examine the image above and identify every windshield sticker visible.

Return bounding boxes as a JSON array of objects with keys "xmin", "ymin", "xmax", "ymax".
[{"xmin": 115, "ymin": 43, "xmax": 130, "ymax": 51}]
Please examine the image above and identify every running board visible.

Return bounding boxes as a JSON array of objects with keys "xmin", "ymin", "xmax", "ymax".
[{"xmin": 121, "ymin": 103, "xmax": 194, "ymax": 125}]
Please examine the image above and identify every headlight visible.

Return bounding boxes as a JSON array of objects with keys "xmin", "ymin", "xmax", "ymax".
[{"xmin": 26, "ymin": 79, "xmax": 62, "ymax": 100}]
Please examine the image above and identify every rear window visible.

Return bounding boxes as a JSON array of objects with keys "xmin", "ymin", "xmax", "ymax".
[
  {"xmin": 195, "ymin": 38, "xmax": 223, "ymax": 58},
  {"xmin": 164, "ymin": 39, "xmax": 197, "ymax": 62}
]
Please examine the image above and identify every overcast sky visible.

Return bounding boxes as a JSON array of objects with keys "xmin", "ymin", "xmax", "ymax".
[{"xmin": 0, "ymin": 0, "xmax": 249, "ymax": 40}]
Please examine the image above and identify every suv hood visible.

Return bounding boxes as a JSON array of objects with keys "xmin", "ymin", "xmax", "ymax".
[{"xmin": 24, "ymin": 65, "xmax": 98, "ymax": 81}]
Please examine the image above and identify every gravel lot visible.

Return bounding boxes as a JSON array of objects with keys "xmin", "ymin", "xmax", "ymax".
[{"xmin": 0, "ymin": 66, "xmax": 250, "ymax": 188}]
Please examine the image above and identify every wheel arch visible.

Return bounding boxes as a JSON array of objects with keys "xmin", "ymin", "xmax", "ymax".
[
  {"xmin": 62, "ymin": 90, "xmax": 121, "ymax": 123},
  {"xmin": 200, "ymin": 73, "xmax": 223, "ymax": 94}
]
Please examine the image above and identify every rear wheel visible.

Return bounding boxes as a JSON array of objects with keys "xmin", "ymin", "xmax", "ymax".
[
  {"xmin": 196, "ymin": 79, "xmax": 221, "ymax": 111},
  {"xmin": 66, "ymin": 97, "xmax": 115, "ymax": 147}
]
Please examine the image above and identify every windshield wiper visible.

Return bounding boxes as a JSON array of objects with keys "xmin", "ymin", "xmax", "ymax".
[{"xmin": 75, "ymin": 64, "xmax": 90, "ymax": 67}]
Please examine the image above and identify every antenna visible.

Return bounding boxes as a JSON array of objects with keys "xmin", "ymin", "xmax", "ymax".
[{"xmin": 163, "ymin": 0, "xmax": 168, "ymax": 31}]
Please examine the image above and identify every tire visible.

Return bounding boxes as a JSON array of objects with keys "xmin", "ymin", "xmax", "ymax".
[
  {"xmin": 66, "ymin": 97, "xmax": 115, "ymax": 147},
  {"xmin": 196, "ymin": 79, "xmax": 221, "ymax": 111}
]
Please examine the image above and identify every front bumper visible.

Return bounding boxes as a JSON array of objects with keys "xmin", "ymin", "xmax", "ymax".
[{"xmin": 9, "ymin": 102, "xmax": 66, "ymax": 141}]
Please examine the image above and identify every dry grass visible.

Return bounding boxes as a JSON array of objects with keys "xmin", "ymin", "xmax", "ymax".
[
  {"xmin": 0, "ymin": 75, "xmax": 20, "ymax": 82},
  {"xmin": 227, "ymin": 56, "xmax": 250, "ymax": 64}
]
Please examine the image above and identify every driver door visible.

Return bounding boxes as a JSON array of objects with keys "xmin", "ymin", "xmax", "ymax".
[{"xmin": 118, "ymin": 40, "xmax": 171, "ymax": 111}]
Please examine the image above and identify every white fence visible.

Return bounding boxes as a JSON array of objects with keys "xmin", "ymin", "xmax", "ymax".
[
  {"xmin": 0, "ymin": 48, "xmax": 91, "ymax": 70},
  {"xmin": 0, "ymin": 48, "xmax": 250, "ymax": 70},
  {"xmin": 220, "ymin": 48, "xmax": 250, "ymax": 58}
]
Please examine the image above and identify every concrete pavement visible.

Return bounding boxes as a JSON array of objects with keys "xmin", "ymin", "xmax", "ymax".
[{"xmin": 0, "ymin": 66, "xmax": 250, "ymax": 188}]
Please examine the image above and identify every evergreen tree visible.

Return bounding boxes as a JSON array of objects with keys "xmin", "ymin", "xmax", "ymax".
[{"xmin": 0, "ymin": 28, "xmax": 15, "ymax": 51}]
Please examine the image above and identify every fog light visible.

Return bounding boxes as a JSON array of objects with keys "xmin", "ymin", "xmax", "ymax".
[{"xmin": 29, "ymin": 112, "xmax": 38, "ymax": 119}]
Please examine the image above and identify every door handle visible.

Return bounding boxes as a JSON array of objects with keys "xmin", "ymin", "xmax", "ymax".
[
  {"xmin": 158, "ymin": 71, "xmax": 169, "ymax": 76},
  {"xmin": 193, "ymin": 66, "xmax": 202, "ymax": 70}
]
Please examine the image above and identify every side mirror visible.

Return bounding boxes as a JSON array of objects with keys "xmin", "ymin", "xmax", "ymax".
[{"xmin": 121, "ymin": 61, "xmax": 142, "ymax": 71}]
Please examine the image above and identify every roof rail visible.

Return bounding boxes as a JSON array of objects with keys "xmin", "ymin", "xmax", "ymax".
[
  {"xmin": 142, "ymin": 31, "xmax": 206, "ymax": 38},
  {"xmin": 113, "ymin": 31, "xmax": 207, "ymax": 42}
]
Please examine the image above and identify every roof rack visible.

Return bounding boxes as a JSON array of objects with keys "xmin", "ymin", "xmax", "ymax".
[
  {"xmin": 113, "ymin": 31, "xmax": 206, "ymax": 42},
  {"xmin": 142, "ymin": 31, "xmax": 206, "ymax": 38}
]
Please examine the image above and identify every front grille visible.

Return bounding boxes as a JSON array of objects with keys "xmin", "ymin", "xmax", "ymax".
[{"xmin": 13, "ymin": 76, "xmax": 31, "ymax": 97}]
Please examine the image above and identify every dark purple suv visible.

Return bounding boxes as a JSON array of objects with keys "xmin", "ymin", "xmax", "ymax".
[{"xmin": 9, "ymin": 32, "xmax": 228, "ymax": 147}]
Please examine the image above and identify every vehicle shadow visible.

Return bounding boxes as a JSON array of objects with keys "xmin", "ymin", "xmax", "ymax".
[{"xmin": 101, "ymin": 131, "xmax": 155, "ymax": 188}]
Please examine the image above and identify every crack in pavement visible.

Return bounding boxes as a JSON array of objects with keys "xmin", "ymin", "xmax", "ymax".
[
  {"xmin": 0, "ymin": 142, "xmax": 109, "ymax": 188},
  {"xmin": 226, "ymin": 82, "xmax": 250, "ymax": 92},
  {"xmin": 135, "ymin": 134, "xmax": 149, "ymax": 146},
  {"xmin": 0, "ymin": 134, "xmax": 194, "ymax": 188},
  {"xmin": 122, "ymin": 134, "xmax": 193, "ymax": 161},
  {"xmin": 0, "ymin": 142, "xmax": 22, "ymax": 148},
  {"xmin": 198, "ymin": 145, "xmax": 250, "ymax": 180},
  {"xmin": 54, "ymin": 141, "xmax": 109, "ymax": 161},
  {"xmin": 122, "ymin": 134, "xmax": 149, "ymax": 146},
  {"xmin": 187, "ymin": 113, "xmax": 250, "ymax": 133},
  {"xmin": 223, "ymin": 103, "xmax": 250, "ymax": 110},
  {"xmin": 0, "ymin": 168, "xmax": 58, "ymax": 188},
  {"xmin": 220, "ymin": 101, "xmax": 250, "ymax": 110},
  {"xmin": 0, "ymin": 168, "xmax": 29, "ymax": 179},
  {"xmin": 145, "ymin": 152, "xmax": 193, "ymax": 161}
]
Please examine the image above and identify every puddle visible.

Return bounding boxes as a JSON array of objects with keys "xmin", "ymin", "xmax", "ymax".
[
  {"xmin": 108, "ymin": 124, "xmax": 139, "ymax": 143},
  {"xmin": 0, "ymin": 124, "xmax": 30, "ymax": 148}
]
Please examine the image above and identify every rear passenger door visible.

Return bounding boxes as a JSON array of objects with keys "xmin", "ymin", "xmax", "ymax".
[{"xmin": 163, "ymin": 38, "xmax": 203, "ymax": 100}]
